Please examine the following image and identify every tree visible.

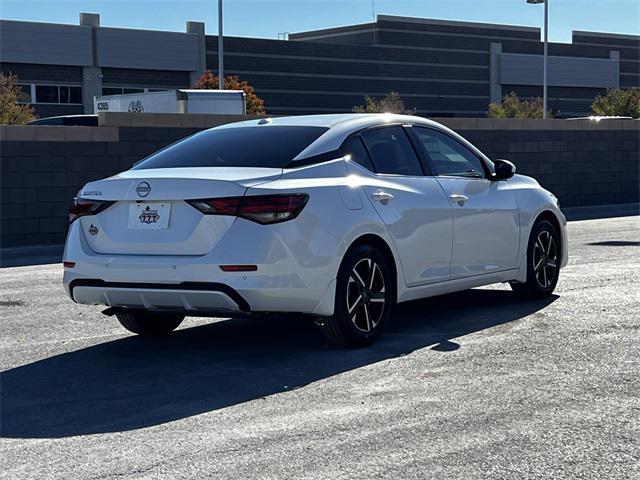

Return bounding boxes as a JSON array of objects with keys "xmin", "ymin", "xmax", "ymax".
[
  {"xmin": 194, "ymin": 71, "xmax": 266, "ymax": 115},
  {"xmin": 591, "ymin": 88, "xmax": 640, "ymax": 118},
  {"xmin": 353, "ymin": 91, "xmax": 407, "ymax": 114},
  {"xmin": 488, "ymin": 91, "xmax": 552, "ymax": 119},
  {"xmin": 0, "ymin": 73, "xmax": 37, "ymax": 125}
]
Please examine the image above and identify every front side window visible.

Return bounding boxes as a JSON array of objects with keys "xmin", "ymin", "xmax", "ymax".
[
  {"xmin": 361, "ymin": 126, "xmax": 423, "ymax": 176},
  {"xmin": 413, "ymin": 128, "xmax": 486, "ymax": 178},
  {"xmin": 133, "ymin": 126, "xmax": 328, "ymax": 170}
]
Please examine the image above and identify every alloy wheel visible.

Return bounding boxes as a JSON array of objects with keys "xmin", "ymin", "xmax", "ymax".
[
  {"xmin": 346, "ymin": 258, "xmax": 387, "ymax": 332},
  {"xmin": 533, "ymin": 230, "xmax": 558, "ymax": 289}
]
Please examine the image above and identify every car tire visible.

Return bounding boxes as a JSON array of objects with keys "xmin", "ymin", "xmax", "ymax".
[
  {"xmin": 511, "ymin": 218, "xmax": 561, "ymax": 299},
  {"xmin": 116, "ymin": 310, "xmax": 185, "ymax": 336},
  {"xmin": 318, "ymin": 244, "xmax": 395, "ymax": 348}
]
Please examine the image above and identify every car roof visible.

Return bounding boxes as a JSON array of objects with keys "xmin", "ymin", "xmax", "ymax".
[
  {"xmin": 214, "ymin": 113, "xmax": 448, "ymax": 160},
  {"xmin": 217, "ymin": 113, "xmax": 438, "ymax": 129}
]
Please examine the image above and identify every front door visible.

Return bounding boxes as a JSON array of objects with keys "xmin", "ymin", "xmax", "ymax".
[{"xmin": 410, "ymin": 127, "xmax": 519, "ymax": 279}]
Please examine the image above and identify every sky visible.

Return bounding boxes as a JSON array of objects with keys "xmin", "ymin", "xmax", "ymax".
[{"xmin": 0, "ymin": 0, "xmax": 638, "ymax": 44}]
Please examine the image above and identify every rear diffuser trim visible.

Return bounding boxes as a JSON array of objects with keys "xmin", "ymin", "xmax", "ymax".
[{"xmin": 69, "ymin": 279, "xmax": 251, "ymax": 312}]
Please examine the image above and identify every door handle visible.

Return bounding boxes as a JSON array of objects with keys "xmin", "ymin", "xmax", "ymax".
[
  {"xmin": 449, "ymin": 193, "xmax": 469, "ymax": 206},
  {"xmin": 371, "ymin": 190, "xmax": 394, "ymax": 205}
]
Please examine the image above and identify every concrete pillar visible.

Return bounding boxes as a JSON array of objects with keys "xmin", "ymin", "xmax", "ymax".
[
  {"xmin": 490, "ymin": 43, "xmax": 503, "ymax": 104},
  {"xmin": 82, "ymin": 67, "xmax": 102, "ymax": 113},
  {"xmin": 80, "ymin": 13, "xmax": 102, "ymax": 113},
  {"xmin": 610, "ymin": 51, "xmax": 620, "ymax": 89},
  {"xmin": 187, "ymin": 21, "xmax": 206, "ymax": 87}
]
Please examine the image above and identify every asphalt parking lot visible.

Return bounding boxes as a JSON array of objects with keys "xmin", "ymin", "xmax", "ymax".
[{"xmin": 1, "ymin": 215, "xmax": 638, "ymax": 479}]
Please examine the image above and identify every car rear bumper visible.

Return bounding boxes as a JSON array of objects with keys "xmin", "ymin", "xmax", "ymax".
[
  {"xmin": 69, "ymin": 280, "xmax": 249, "ymax": 313},
  {"xmin": 62, "ymin": 220, "xmax": 340, "ymax": 316}
]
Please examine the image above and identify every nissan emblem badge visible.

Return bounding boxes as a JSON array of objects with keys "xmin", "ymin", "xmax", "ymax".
[{"xmin": 136, "ymin": 181, "xmax": 151, "ymax": 198}]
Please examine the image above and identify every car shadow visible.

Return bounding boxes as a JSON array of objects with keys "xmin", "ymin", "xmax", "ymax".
[
  {"xmin": 1, "ymin": 288, "xmax": 557, "ymax": 439},
  {"xmin": 586, "ymin": 241, "xmax": 639, "ymax": 247}
]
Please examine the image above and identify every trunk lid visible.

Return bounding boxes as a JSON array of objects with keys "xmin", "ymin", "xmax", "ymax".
[{"xmin": 78, "ymin": 167, "xmax": 281, "ymax": 256}]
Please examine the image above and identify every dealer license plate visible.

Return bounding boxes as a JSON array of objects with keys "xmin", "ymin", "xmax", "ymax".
[{"xmin": 128, "ymin": 202, "xmax": 171, "ymax": 229}]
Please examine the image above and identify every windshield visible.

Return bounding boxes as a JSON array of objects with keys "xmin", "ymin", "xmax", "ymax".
[{"xmin": 133, "ymin": 126, "xmax": 328, "ymax": 170}]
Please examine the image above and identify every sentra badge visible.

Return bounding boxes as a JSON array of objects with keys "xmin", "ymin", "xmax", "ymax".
[{"xmin": 136, "ymin": 181, "xmax": 151, "ymax": 198}]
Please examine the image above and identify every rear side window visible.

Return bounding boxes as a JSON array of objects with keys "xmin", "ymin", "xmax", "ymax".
[
  {"xmin": 361, "ymin": 126, "xmax": 423, "ymax": 176},
  {"xmin": 133, "ymin": 126, "xmax": 328, "ymax": 170},
  {"xmin": 341, "ymin": 135, "xmax": 374, "ymax": 172}
]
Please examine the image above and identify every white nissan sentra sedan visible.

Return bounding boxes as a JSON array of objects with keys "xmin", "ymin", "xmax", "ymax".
[{"xmin": 63, "ymin": 113, "xmax": 568, "ymax": 347}]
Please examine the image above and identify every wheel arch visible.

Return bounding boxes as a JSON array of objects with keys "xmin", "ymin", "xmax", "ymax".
[
  {"xmin": 343, "ymin": 233, "xmax": 398, "ymax": 302},
  {"xmin": 514, "ymin": 207, "xmax": 565, "ymax": 284},
  {"xmin": 534, "ymin": 210, "xmax": 563, "ymax": 258}
]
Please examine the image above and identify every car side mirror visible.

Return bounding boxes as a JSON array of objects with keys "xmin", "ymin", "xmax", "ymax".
[{"xmin": 492, "ymin": 159, "xmax": 516, "ymax": 180}]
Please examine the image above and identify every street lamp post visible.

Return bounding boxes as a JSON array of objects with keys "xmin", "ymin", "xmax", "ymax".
[
  {"xmin": 527, "ymin": 0, "xmax": 548, "ymax": 119},
  {"xmin": 218, "ymin": 0, "xmax": 224, "ymax": 90}
]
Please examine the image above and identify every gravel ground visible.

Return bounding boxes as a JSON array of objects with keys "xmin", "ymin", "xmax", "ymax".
[{"xmin": 1, "ymin": 216, "xmax": 638, "ymax": 479}]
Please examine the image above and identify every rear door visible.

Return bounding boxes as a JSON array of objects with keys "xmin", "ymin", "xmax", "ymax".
[
  {"xmin": 410, "ymin": 127, "xmax": 519, "ymax": 278},
  {"xmin": 348, "ymin": 125, "xmax": 453, "ymax": 286}
]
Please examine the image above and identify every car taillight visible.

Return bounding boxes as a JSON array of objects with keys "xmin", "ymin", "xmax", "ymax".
[
  {"xmin": 68, "ymin": 198, "xmax": 114, "ymax": 223},
  {"xmin": 188, "ymin": 194, "xmax": 309, "ymax": 225}
]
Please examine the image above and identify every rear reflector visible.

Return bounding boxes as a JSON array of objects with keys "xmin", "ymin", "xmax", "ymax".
[
  {"xmin": 63, "ymin": 261, "xmax": 76, "ymax": 268},
  {"xmin": 69, "ymin": 198, "xmax": 114, "ymax": 223},
  {"xmin": 220, "ymin": 265, "xmax": 258, "ymax": 272},
  {"xmin": 188, "ymin": 194, "xmax": 308, "ymax": 225}
]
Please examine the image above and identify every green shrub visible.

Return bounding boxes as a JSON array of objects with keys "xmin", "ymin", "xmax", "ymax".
[
  {"xmin": 591, "ymin": 88, "xmax": 640, "ymax": 118},
  {"xmin": 488, "ymin": 92, "xmax": 552, "ymax": 119},
  {"xmin": 0, "ymin": 73, "xmax": 37, "ymax": 125},
  {"xmin": 353, "ymin": 91, "xmax": 407, "ymax": 114}
]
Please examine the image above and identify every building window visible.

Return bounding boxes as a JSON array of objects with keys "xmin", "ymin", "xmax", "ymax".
[
  {"xmin": 32, "ymin": 85, "xmax": 83, "ymax": 104},
  {"xmin": 17, "ymin": 84, "xmax": 32, "ymax": 103},
  {"xmin": 102, "ymin": 87, "xmax": 146, "ymax": 95},
  {"xmin": 60, "ymin": 86, "xmax": 82, "ymax": 104},
  {"xmin": 35, "ymin": 85, "xmax": 59, "ymax": 103},
  {"xmin": 101, "ymin": 87, "xmax": 169, "ymax": 96},
  {"xmin": 102, "ymin": 87, "xmax": 122, "ymax": 96}
]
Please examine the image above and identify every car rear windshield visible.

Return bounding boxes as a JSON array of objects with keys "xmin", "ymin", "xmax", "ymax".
[{"xmin": 132, "ymin": 126, "xmax": 328, "ymax": 170}]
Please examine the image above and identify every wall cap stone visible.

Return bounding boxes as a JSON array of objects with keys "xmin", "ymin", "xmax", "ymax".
[
  {"xmin": 430, "ymin": 117, "xmax": 639, "ymax": 130},
  {"xmin": 98, "ymin": 112, "xmax": 263, "ymax": 128},
  {"xmin": 1, "ymin": 116, "xmax": 638, "ymax": 143}
]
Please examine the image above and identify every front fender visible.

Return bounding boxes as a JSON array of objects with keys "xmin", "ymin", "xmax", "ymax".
[{"xmin": 513, "ymin": 179, "xmax": 568, "ymax": 282}]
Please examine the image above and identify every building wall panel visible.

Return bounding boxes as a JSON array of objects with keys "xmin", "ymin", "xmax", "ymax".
[
  {"xmin": 0, "ymin": 20, "xmax": 92, "ymax": 66},
  {"xmin": 500, "ymin": 53, "xmax": 619, "ymax": 88},
  {"xmin": 96, "ymin": 27, "xmax": 201, "ymax": 71},
  {"xmin": 101, "ymin": 68, "xmax": 191, "ymax": 88},
  {"xmin": 0, "ymin": 62, "xmax": 83, "ymax": 83}
]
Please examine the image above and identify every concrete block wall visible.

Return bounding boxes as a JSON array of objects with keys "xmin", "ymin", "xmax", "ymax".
[
  {"xmin": 433, "ymin": 119, "xmax": 639, "ymax": 209},
  {"xmin": 0, "ymin": 126, "xmax": 198, "ymax": 247},
  {"xmin": 1, "ymin": 115, "xmax": 638, "ymax": 248}
]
